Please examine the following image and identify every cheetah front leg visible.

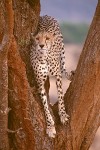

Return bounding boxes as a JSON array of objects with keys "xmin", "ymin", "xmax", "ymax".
[
  {"xmin": 37, "ymin": 78, "xmax": 56, "ymax": 138},
  {"xmin": 56, "ymin": 74, "xmax": 69, "ymax": 124}
]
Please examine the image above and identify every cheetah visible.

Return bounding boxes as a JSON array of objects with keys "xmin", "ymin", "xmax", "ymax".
[{"xmin": 30, "ymin": 15, "xmax": 73, "ymax": 138}]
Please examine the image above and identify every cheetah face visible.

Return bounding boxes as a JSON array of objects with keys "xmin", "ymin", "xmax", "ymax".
[{"xmin": 34, "ymin": 32, "xmax": 54, "ymax": 52}]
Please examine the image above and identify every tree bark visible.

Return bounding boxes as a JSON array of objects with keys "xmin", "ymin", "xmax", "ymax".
[
  {"xmin": 62, "ymin": 2, "xmax": 100, "ymax": 149},
  {"xmin": 0, "ymin": 0, "xmax": 100, "ymax": 149},
  {"xmin": 53, "ymin": 2, "xmax": 100, "ymax": 149},
  {"xmin": 53, "ymin": 1, "xmax": 100, "ymax": 150},
  {"xmin": 0, "ymin": 0, "xmax": 14, "ymax": 149}
]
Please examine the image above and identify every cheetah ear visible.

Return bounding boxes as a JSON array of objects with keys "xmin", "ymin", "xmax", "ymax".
[
  {"xmin": 30, "ymin": 33, "xmax": 35, "ymax": 40},
  {"xmin": 30, "ymin": 33, "xmax": 36, "ymax": 45},
  {"xmin": 30, "ymin": 30, "xmax": 39, "ymax": 40}
]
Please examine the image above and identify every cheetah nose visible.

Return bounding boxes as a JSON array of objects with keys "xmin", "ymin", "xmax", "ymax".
[{"xmin": 39, "ymin": 44, "xmax": 44, "ymax": 49}]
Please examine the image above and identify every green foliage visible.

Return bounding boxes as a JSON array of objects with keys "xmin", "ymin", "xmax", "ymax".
[{"xmin": 60, "ymin": 22, "xmax": 89, "ymax": 43}]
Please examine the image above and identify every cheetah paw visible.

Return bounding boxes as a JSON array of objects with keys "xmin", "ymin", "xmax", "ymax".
[
  {"xmin": 60, "ymin": 113, "xmax": 70, "ymax": 124},
  {"xmin": 46, "ymin": 125, "xmax": 56, "ymax": 138}
]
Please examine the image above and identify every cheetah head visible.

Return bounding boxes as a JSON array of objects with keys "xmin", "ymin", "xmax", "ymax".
[{"xmin": 34, "ymin": 31, "xmax": 55, "ymax": 52}]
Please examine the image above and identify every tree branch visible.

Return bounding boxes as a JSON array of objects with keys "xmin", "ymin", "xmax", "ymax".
[
  {"xmin": 53, "ymin": 1, "xmax": 100, "ymax": 149},
  {"xmin": 1, "ymin": 0, "xmax": 100, "ymax": 149}
]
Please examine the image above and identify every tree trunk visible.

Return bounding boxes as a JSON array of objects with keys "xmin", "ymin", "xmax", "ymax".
[
  {"xmin": 57, "ymin": 2, "xmax": 100, "ymax": 148},
  {"xmin": 0, "ymin": 0, "xmax": 100, "ymax": 149},
  {"xmin": 0, "ymin": 0, "xmax": 14, "ymax": 149}
]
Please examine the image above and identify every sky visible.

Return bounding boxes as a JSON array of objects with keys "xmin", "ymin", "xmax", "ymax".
[{"xmin": 40, "ymin": 0, "xmax": 98, "ymax": 23}]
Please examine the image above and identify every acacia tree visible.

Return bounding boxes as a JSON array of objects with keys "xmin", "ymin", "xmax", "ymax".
[{"xmin": 0, "ymin": 0, "xmax": 100, "ymax": 150}]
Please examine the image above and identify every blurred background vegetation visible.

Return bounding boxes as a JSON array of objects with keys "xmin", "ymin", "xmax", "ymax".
[
  {"xmin": 60, "ymin": 22, "xmax": 89, "ymax": 43},
  {"xmin": 41, "ymin": 0, "xmax": 97, "ymax": 45}
]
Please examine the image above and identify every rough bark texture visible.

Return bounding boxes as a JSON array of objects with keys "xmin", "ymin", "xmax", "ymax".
[
  {"xmin": 53, "ymin": 2, "xmax": 100, "ymax": 149},
  {"xmin": 63, "ymin": 2, "xmax": 100, "ymax": 149},
  {"xmin": 0, "ymin": 36, "xmax": 9, "ymax": 150},
  {"xmin": 0, "ymin": 0, "xmax": 100, "ymax": 149},
  {"xmin": 0, "ymin": 0, "xmax": 14, "ymax": 149}
]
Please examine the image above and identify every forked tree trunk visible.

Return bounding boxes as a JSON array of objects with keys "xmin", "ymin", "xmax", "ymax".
[
  {"xmin": 55, "ymin": 1, "xmax": 100, "ymax": 149},
  {"xmin": 0, "ymin": 0, "xmax": 100, "ymax": 150}
]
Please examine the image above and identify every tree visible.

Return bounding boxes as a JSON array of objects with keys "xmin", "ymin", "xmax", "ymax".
[{"xmin": 0, "ymin": 0, "xmax": 100, "ymax": 149}]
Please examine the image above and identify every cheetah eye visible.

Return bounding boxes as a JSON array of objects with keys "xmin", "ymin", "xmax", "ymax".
[
  {"xmin": 46, "ymin": 37, "xmax": 50, "ymax": 40},
  {"xmin": 36, "ymin": 37, "xmax": 39, "ymax": 40}
]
